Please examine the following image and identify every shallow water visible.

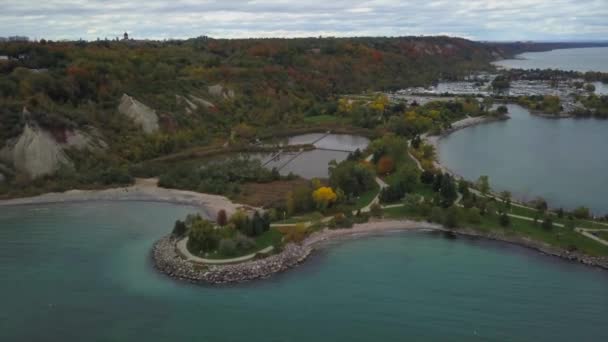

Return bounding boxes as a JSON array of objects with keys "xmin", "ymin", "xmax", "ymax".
[
  {"xmin": 493, "ymin": 47, "xmax": 608, "ymax": 73},
  {"xmin": 260, "ymin": 133, "xmax": 369, "ymax": 178},
  {"xmin": 1, "ymin": 202, "xmax": 608, "ymax": 341},
  {"xmin": 438, "ymin": 104, "xmax": 608, "ymax": 214}
]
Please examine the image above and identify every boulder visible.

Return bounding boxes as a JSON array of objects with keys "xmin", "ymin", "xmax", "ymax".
[{"xmin": 118, "ymin": 94, "xmax": 159, "ymax": 134}]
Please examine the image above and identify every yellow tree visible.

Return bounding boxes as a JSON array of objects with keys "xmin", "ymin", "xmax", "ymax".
[
  {"xmin": 312, "ymin": 187, "xmax": 337, "ymax": 209},
  {"xmin": 370, "ymin": 94, "xmax": 389, "ymax": 114},
  {"xmin": 338, "ymin": 98, "xmax": 353, "ymax": 114}
]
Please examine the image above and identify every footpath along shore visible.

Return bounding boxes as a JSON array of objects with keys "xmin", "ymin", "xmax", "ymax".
[
  {"xmin": 152, "ymin": 217, "xmax": 608, "ymax": 285},
  {"xmin": 152, "ymin": 220, "xmax": 443, "ymax": 285}
]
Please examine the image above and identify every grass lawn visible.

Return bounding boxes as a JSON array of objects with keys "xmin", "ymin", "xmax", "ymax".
[
  {"xmin": 354, "ymin": 182, "xmax": 380, "ymax": 209},
  {"xmin": 201, "ymin": 228, "xmax": 284, "ymax": 260},
  {"xmin": 383, "ymin": 204, "xmax": 608, "ymax": 257},
  {"xmin": 277, "ymin": 211, "xmax": 325, "ymax": 224},
  {"xmin": 592, "ymin": 230, "xmax": 608, "ymax": 241}
]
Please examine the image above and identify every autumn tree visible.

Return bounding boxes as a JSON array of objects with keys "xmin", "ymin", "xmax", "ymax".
[
  {"xmin": 312, "ymin": 186, "xmax": 337, "ymax": 209},
  {"xmin": 216, "ymin": 209, "xmax": 228, "ymax": 226},
  {"xmin": 376, "ymin": 156, "xmax": 395, "ymax": 175}
]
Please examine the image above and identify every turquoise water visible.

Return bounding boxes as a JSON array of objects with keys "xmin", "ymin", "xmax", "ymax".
[
  {"xmin": 439, "ymin": 104, "xmax": 608, "ymax": 214},
  {"xmin": 493, "ymin": 47, "xmax": 608, "ymax": 72},
  {"xmin": 1, "ymin": 202, "xmax": 608, "ymax": 341}
]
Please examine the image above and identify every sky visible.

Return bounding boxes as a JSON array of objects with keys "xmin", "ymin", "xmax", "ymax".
[{"xmin": 1, "ymin": 0, "xmax": 607, "ymax": 41}]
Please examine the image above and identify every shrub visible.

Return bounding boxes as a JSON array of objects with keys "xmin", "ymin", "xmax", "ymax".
[
  {"xmin": 172, "ymin": 220, "xmax": 187, "ymax": 237},
  {"xmin": 420, "ymin": 170, "xmax": 435, "ymax": 185},
  {"xmin": 230, "ymin": 210, "xmax": 253, "ymax": 236},
  {"xmin": 370, "ymin": 203, "xmax": 383, "ymax": 218},
  {"xmin": 282, "ymin": 223, "xmax": 310, "ymax": 243},
  {"xmin": 429, "ymin": 206, "xmax": 443, "ymax": 223},
  {"xmin": 467, "ymin": 208, "xmax": 482, "ymax": 224},
  {"xmin": 216, "ymin": 209, "xmax": 228, "ymax": 226},
  {"xmin": 331, "ymin": 213, "xmax": 354, "ymax": 229},
  {"xmin": 234, "ymin": 233, "xmax": 256, "ymax": 250},
  {"xmin": 542, "ymin": 217, "xmax": 554, "ymax": 231},
  {"xmin": 218, "ymin": 238, "xmax": 237, "ymax": 256},
  {"xmin": 499, "ymin": 213, "xmax": 511, "ymax": 227},
  {"xmin": 443, "ymin": 206, "xmax": 460, "ymax": 228},
  {"xmin": 572, "ymin": 206, "xmax": 590, "ymax": 219}
]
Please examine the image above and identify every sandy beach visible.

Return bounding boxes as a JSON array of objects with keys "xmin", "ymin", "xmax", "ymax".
[{"xmin": 0, "ymin": 178, "xmax": 248, "ymax": 218}]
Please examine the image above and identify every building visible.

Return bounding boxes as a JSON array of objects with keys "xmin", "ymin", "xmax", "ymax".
[{"xmin": 123, "ymin": 32, "xmax": 129, "ymax": 40}]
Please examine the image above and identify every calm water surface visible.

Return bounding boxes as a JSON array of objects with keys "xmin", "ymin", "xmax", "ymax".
[
  {"xmin": 255, "ymin": 134, "xmax": 369, "ymax": 178},
  {"xmin": 439, "ymin": 104, "xmax": 608, "ymax": 214},
  {"xmin": 1, "ymin": 202, "xmax": 608, "ymax": 341},
  {"xmin": 493, "ymin": 47, "xmax": 608, "ymax": 72}
]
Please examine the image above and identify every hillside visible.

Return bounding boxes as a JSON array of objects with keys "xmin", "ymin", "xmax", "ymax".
[{"xmin": 0, "ymin": 36, "xmax": 502, "ymax": 194}]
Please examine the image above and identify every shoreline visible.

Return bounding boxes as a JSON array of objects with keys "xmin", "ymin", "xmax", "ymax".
[
  {"xmin": 152, "ymin": 220, "xmax": 444, "ymax": 285},
  {"xmin": 424, "ymin": 114, "xmax": 508, "ymax": 176},
  {"xmin": 0, "ymin": 178, "xmax": 249, "ymax": 219},
  {"xmin": 152, "ymin": 218, "xmax": 608, "ymax": 285}
]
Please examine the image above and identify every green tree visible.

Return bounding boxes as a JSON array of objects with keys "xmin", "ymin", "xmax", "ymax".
[
  {"xmin": 188, "ymin": 218, "xmax": 219, "ymax": 254},
  {"xmin": 476, "ymin": 175, "xmax": 490, "ymax": 195},
  {"xmin": 499, "ymin": 212, "xmax": 511, "ymax": 227},
  {"xmin": 172, "ymin": 220, "xmax": 187, "ymax": 237},
  {"xmin": 329, "ymin": 160, "xmax": 375, "ymax": 197},
  {"xmin": 572, "ymin": 206, "xmax": 590, "ymax": 219},
  {"xmin": 440, "ymin": 174, "xmax": 458, "ymax": 208}
]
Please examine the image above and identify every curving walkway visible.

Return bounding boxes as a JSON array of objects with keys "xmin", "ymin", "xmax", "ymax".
[
  {"xmin": 576, "ymin": 229, "xmax": 608, "ymax": 247},
  {"xmin": 176, "ymin": 237, "xmax": 274, "ymax": 265}
]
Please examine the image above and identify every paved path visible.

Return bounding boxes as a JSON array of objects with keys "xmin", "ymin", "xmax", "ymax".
[
  {"xmin": 361, "ymin": 177, "xmax": 389, "ymax": 213},
  {"xmin": 576, "ymin": 228, "xmax": 608, "ymax": 247},
  {"xmin": 176, "ymin": 237, "xmax": 274, "ymax": 265}
]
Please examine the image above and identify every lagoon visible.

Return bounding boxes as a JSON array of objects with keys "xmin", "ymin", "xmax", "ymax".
[
  {"xmin": 1, "ymin": 202, "xmax": 608, "ymax": 341},
  {"xmin": 438, "ymin": 104, "xmax": 608, "ymax": 214}
]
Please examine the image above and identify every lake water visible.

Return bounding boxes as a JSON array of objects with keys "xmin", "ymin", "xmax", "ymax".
[
  {"xmin": 438, "ymin": 104, "xmax": 608, "ymax": 214},
  {"xmin": 493, "ymin": 47, "xmax": 608, "ymax": 73},
  {"xmin": 1, "ymin": 202, "xmax": 608, "ymax": 341}
]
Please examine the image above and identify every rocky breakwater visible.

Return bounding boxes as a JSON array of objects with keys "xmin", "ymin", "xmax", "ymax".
[{"xmin": 153, "ymin": 236, "xmax": 312, "ymax": 284}]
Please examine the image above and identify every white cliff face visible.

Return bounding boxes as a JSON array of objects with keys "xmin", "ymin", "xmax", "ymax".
[
  {"xmin": 188, "ymin": 95, "xmax": 215, "ymax": 109},
  {"xmin": 118, "ymin": 94, "xmax": 159, "ymax": 134},
  {"xmin": 1, "ymin": 124, "xmax": 72, "ymax": 178},
  {"xmin": 0, "ymin": 124, "xmax": 107, "ymax": 179},
  {"xmin": 208, "ymin": 84, "xmax": 235, "ymax": 99}
]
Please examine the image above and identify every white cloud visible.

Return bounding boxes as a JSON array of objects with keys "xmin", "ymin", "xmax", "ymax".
[{"xmin": 0, "ymin": 0, "xmax": 606, "ymax": 41}]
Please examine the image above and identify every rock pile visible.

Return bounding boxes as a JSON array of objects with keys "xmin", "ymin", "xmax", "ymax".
[{"xmin": 153, "ymin": 236, "xmax": 312, "ymax": 285}]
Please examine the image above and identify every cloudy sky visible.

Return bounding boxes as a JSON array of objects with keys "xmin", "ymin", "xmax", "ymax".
[{"xmin": 1, "ymin": 0, "xmax": 607, "ymax": 41}]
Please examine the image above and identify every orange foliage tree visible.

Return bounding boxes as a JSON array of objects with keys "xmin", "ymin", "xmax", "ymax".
[{"xmin": 376, "ymin": 156, "xmax": 395, "ymax": 175}]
